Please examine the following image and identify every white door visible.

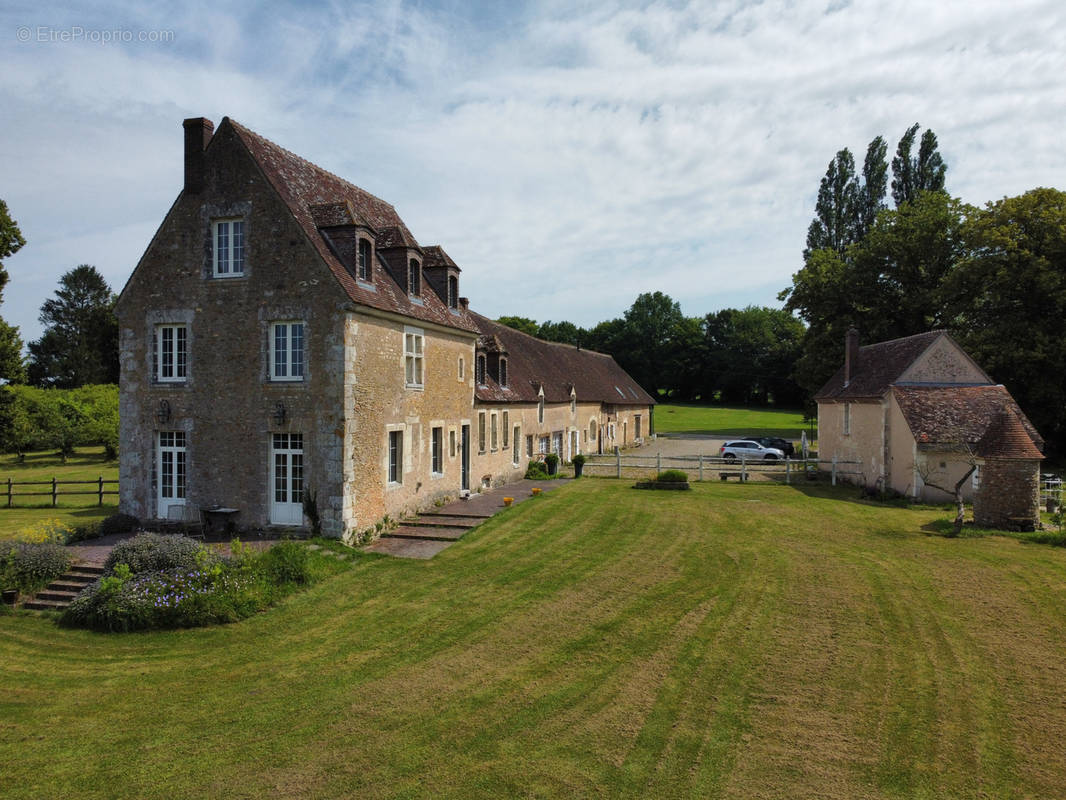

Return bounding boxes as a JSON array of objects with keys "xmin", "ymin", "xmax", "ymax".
[
  {"xmin": 157, "ymin": 431, "xmax": 186, "ymax": 517},
  {"xmin": 271, "ymin": 433, "xmax": 304, "ymax": 525}
]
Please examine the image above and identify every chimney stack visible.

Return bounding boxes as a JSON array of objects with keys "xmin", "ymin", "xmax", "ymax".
[
  {"xmin": 459, "ymin": 297, "xmax": 469, "ymax": 311},
  {"xmin": 182, "ymin": 117, "xmax": 214, "ymax": 194},
  {"xmin": 844, "ymin": 327, "xmax": 859, "ymax": 387}
]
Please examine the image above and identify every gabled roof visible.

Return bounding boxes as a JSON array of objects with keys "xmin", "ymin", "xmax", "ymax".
[
  {"xmin": 816, "ymin": 331, "xmax": 945, "ymax": 400},
  {"xmin": 423, "ymin": 245, "xmax": 460, "ymax": 272},
  {"xmin": 893, "ymin": 385, "xmax": 1044, "ymax": 454},
  {"xmin": 470, "ymin": 313, "xmax": 655, "ymax": 407},
  {"xmin": 227, "ymin": 118, "xmax": 478, "ymax": 334}
]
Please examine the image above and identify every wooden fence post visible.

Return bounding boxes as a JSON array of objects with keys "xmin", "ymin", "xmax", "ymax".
[
  {"xmin": 786, "ymin": 458, "xmax": 790, "ymax": 485},
  {"xmin": 51, "ymin": 477, "xmax": 57, "ymax": 507},
  {"xmin": 98, "ymin": 476, "xmax": 104, "ymax": 506},
  {"xmin": 616, "ymin": 449, "xmax": 621, "ymax": 478},
  {"xmin": 832, "ymin": 455, "xmax": 837, "ymax": 486},
  {"xmin": 657, "ymin": 452, "xmax": 662, "ymax": 474},
  {"xmin": 741, "ymin": 458, "xmax": 747, "ymax": 483},
  {"xmin": 5, "ymin": 477, "xmax": 10, "ymax": 508},
  {"xmin": 698, "ymin": 454, "xmax": 704, "ymax": 482}
]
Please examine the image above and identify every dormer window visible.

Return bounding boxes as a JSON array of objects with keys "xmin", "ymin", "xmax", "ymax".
[
  {"xmin": 499, "ymin": 357, "xmax": 508, "ymax": 388},
  {"xmin": 476, "ymin": 354, "xmax": 487, "ymax": 385},
  {"xmin": 408, "ymin": 259, "xmax": 421, "ymax": 296},
  {"xmin": 358, "ymin": 239, "xmax": 372, "ymax": 281},
  {"xmin": 448, "ymin": 275, "xmax": 459, "ymax": 309}
]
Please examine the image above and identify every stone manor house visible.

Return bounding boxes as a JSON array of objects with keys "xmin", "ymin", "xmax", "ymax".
[{"xmin": 116, "ymin": 117, "xmax": 654, "ymax": 540}]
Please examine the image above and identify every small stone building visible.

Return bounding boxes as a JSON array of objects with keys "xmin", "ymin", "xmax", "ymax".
[
  {"xmin": 816, "ymin": 329, "xmax": 1043, "ymax": 528},
  {"xmin": 115, "ymin": 116, "xmax": 653, "ymax": 541}
]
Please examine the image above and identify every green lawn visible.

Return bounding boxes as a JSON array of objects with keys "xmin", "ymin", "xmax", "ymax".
[
  {"xmin": 655, "ymin": 403, "xmax": 809, "ymax": 438},
  {"xmin": 0, "ymin": 447, "xmax": 118, "ymax": 534},
  {"xmin": 3, "ymin": 479, "xmax": 1066, "ymax": 799}
]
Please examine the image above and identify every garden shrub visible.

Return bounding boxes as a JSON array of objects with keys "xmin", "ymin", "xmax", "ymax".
[
  {"xmin": 0, "ymin": 540, "xmax": 73, "ymax": 595},
  {"xmin": 545, "ymin": 453, "xmax": 560, "ymax": 474},
  {"xmin": 656, "ymin": 470, "xmax": 689, "ymax": 483},
  {"xmin": 99, "ymin": 513, "xmax": 139, "ymax": 537},
  {"xmin": 104, "ymin": 532, "xmax": 217, "ymax": 576},
  {"xmin": 8, "ymin": 518, "xmax": 69, "ymax": 544},
  {"xmin": 259, "ymin": 540, "xmax": 310, "ymax": 585},
  {"xmin": 525, "ymin": 461, "xmax": 549, "ymax": 480}
]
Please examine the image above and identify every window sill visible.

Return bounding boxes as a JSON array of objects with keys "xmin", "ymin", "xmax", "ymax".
[
  {"xmin": 210, "ymin": 273, "xmax": 247, "ymax": 281},
  {"xmin": 270, "ymin": 378, "xmax": 306, "ymax": 384},
  {"xmin": 406, "ymin": 384, "xmax": 424, "ymax": 392}
]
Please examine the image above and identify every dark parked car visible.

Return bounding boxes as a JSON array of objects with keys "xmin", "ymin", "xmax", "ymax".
[{"xmin": 740, "ymin": 436, "xmax": 795, "ymax": 458}]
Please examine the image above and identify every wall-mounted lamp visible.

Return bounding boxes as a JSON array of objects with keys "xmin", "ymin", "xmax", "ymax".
[
  {"xmin": 155, "ymin": 399, "xmax": 171, "ymax": 424},
  {"xmin": 273, "ymin": 402, "xmax": 287, "ymax": 426}
]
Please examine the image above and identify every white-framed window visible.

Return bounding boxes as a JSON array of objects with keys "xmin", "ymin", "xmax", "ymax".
[
  {"xmin": 212, "ymin": 218, "xmax": 245, "ymax": 277},
  {"xmin": 408, "ymin": 259, "xmax": 421, "ymax": 296},
  {"xmin": 490, "ymin": 413, "xmax": 498, "ymax": 451},
  {"xmin": 404, "ymin": 327, "xmax": 424, "ymax": 388},
  {"xmin": 843, "ymin": 402, "xmax": 851, "ymax": 435},
  {"xmin": 478, "ymin": 411, "xmax": 486, "ymax": 453},
  {"xmin": 499, "ymin": 357, "xmax": 508, "ymax": 388},
  {"xmin": 431, "ymin": 427, "xmax": 443, "ymax": 475},
  {"xmin": 357, "ymin": 238, "xmax": 372, "ymax": 281},
  {"xmin": 156, "ymin": 324, "xmax": 187, "ymax": 382},
  {"xmin": 271, "ymin": 433, "xmax": 304, "ymax": 525},
  {"xmin": 388, "ymin": 430, "xmax": 403, "ymax": 484},
  {"xmin": 502, "ymin": 411, "xmax": 509, "ymax": 448},
  {"xmin": 156, "ymin": 431, "xmax": 186, "ymax": 517},
  {"xmin": 270, "ymin": 322, "xmax": 305, "ymax": 381},
  {"xmin": 512, "ymin": 426, "xmax": 521, "ymax": 465},
  {"xmin": 539, "ymin": 435, "xmax": 549, "ymax": 454},
  {"xmin": 526, "ymin": 435, "xmax": 533, "ymax": 458}
]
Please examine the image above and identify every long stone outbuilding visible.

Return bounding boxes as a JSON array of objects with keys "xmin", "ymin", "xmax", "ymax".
[{"xmin": 116, "ymin": 116, "xmax": 654, "ymax": 541}]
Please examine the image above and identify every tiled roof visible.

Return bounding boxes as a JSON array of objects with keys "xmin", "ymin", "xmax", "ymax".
[
  {"xmin": 893, "ymin": 385, "xmax": 1044, "ymax": 453},
  {"xmin": 226, "ymin": 118, "xmax": 478, "ymax": 334},
  {"xmin": 816, "ymin": 331, "xmax": 945, "ymax": 400},
  {"xmin": 423, "ymin": 245, "xmax": 460, "ymax": 271},
  {"xmin": 470, "ymin": 313, "xmax": 655, "ymax": 407},
  {"xmin": 977, "ymin": 410, "xmax": 1044, "ymax": 459}
]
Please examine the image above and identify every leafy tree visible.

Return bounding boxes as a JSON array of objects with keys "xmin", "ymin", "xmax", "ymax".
[
  {"xmin": 857, "ymin": 136, "xmax": 888, "ymax": 239},
  {"xmin": 537, "ymin": 320, "xmax": 585, "ymax": 346},
  {"xmin": 891, "ymin": 123, "xmax": 946, "ymax": 207},
  {"xmin": 804, "ymin": 149, "xmax": 859, "ymax": 259},
  {"xmin": 703, "ymin": 307, "xmax": 805, "ymax": 405},
  {"xmin": 0, "ymin": 199, "xmax": 26, "ymax": 384},
  {"xmin": 613, "ymin": 292, "xmax": 687, "ymax": 397},
  {"xmin": 27, "ymin": 265, "xmax": 119, "ymax": 388},
  {"xmin": 945, "ymin": 188, "xmax": 1066, "ymax": 454},
  {"xmin": 496, "ymin": 316, "xmax": 539, "ymax": 336}
]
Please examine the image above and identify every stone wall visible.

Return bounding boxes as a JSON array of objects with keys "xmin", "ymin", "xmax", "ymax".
[{"xmin": 973, "ymin": 458, "xmax": 1040, "ymax": 530}]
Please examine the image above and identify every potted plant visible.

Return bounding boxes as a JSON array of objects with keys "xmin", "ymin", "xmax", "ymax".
[
  {"xmin": 572, "ymin": 453, "xmax": 586, "ymax": 478},
  {"xmin": 545, "ymin": 452, "xmax": 560, "ymax": 476}
]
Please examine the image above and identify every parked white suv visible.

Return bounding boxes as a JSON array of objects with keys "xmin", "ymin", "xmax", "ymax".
[{"xmin": 720, "ymin": 440, "xmax": 786, "ymax": 460}]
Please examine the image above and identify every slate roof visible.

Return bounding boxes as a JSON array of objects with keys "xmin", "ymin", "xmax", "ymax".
[
  {"xmin": 226, "ymin": 118, "xmax": 478, "ymax": 334},
  {"xmin": 892, "ymin": 385, "xmax": 1044, "ymax": 453},
  {"xmin": 470, "ymin": 313, "xmax": 655, "ymax": 407},
  {"xmin": 815, "ymin": 331, "xmax": 946, "ymax": 400}
]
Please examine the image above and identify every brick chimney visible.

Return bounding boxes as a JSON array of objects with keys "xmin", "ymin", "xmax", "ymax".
[
  {"xmin": 459, "ymin": 297, "xmax": 469, "ymax": 311},
  {"xmin": 844, "ymin": 327, "xmax": 859, "ymax": 387},
  {"xmin": 182, "ymin": 117, "xmax": 214, "ymax": 194}
]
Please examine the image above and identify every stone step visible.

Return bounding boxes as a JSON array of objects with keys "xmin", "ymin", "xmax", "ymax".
[
  {"xmin": 69, "ymin": 564, "xmax": 105, "ymax": 577},
  {"xmin": 383, "ymin": 525, "xmax": 470, "ymax": 542},
  {"xmin": 50, "ymin": 579, "xmax": 94, "ymax": 592},
  {"xmin": 419, "ymin": 511, "xmax": 493, "ymax": 520},
  {"xmin": 404, "ymin": 515, "xmax": 481, "ymax": 529},
  {"xmin": 22, "ymin": 598, "xmax": 67, "ymax": 612},
  {"xmin": 35, "ymin": 589, "xmax": 80, "ymax": 603}
]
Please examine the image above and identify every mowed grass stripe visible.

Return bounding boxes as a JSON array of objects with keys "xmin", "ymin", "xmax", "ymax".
[{"xmin": 4, "ymin": 481, "xmax": 1066, "ymax": 799}]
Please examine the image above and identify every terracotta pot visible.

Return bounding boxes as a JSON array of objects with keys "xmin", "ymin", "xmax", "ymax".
[
  {"xmin": 531, "ymin": 488, "xmax": 542, "ymax": 496},
  {"xmin": 503, "ymin": 497, "xmax": 514, "ymax": 507}
]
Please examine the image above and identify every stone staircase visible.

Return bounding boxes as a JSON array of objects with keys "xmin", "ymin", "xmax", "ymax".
[
  {"xmin": 23, "ymin": 562, "xmax": 104, "ymax": 612},
  {"xmin": 383, "ymin": 510, "xmax": 491, "ymax": 542}
]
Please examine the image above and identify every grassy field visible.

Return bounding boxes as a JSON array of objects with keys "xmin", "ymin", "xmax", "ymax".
[
  {"xmin": 655, "ymin": 403, "xmax": 809, "ymax": 438},
  {"xmin": 3, "ymin": 479, "xmax": 1066, "ymax": 798},
  {"xmin": 0, "ymin": 447, "xmax": 118, "ymax": 534}
]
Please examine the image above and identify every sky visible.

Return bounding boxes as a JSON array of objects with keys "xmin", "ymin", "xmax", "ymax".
[{"xmin": 1, "ymin": 0, "xmax": 1064, "ymax": 345}]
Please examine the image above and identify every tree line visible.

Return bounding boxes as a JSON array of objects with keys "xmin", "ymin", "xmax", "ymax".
[{"xmin": 0, "ymin": 201, "xmax": 120, "ymax": 457}]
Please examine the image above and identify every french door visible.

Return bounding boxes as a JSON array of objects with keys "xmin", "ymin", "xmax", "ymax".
[
  {"xmin": 271, "ymin": 433, "xmax": 304, "ymax": 525},
  {"xmin": 157, "ymin": 431, "xmax": 186, "ymax": 517}
]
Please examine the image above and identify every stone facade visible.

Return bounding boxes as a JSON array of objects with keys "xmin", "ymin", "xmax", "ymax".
[
  {"xmin": 117, "ymin": 116, "xmax": 654, "ymax": 542},
  {"xmin": 974, "ymin": 459, "xmax": 1040, "ymax": 529}
]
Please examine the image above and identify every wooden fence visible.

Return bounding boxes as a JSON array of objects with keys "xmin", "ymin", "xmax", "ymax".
[
  {"xmin": 0, "ymin": 477, "xmax": 119, "ymax": 507},
  {"xmin": 581, "ymin": 452, "xmax": 862, "ymax": 484}
]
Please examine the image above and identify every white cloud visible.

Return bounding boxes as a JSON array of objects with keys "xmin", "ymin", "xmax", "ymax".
[{"xmin": 1, "ymin": 0, "xmax": 1064, "ymax": 343}]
